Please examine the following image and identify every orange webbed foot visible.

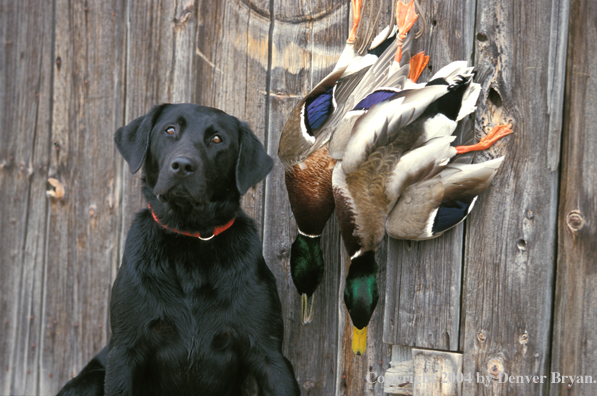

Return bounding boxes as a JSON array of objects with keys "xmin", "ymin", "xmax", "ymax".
[
  {"xmin": 408, "ymin": 52, "xmax": 429, "ymax": 82},
  {"xmin": 455, "ymin": 124, "xmax": 513, "ymax": 154}
]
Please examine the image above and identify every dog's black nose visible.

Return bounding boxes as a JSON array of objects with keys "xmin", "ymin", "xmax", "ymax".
[{"xmin": 170, "ymin": 156, "xmax": 196, "ymax": 177}]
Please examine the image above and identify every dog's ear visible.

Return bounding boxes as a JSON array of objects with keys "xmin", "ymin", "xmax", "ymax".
[
  {"xmin": 235, "ymin": 122, "xmax": 273, "ymax": 195},
  {"xmin": 114, "ymin": 104, "xmax": 168, "ymax": 174}
]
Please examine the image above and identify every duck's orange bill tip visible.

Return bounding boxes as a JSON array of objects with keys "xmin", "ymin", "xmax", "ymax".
[
  {"xmin": 455, "ymin": 123, "xmax": 514, "ymax": 154},
  {"xmin": 396, "ymin": 0, "xmax": 418, "ymax": 36},
  {"xmin": 352, "ymin": 326, "xmax": 368, "ymax": 355},
  {"xmin": 408, "ymin": 52, "xmax": 429, "ymax": 82}
]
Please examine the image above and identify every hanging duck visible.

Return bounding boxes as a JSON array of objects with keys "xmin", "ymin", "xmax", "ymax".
[
  {"xmin": 279, "ymin": 0, "xmax": 419, "ymax": 325},
  {"xmin": 332, "ymin": 55, "xmax": 513, "ymax": 354}
]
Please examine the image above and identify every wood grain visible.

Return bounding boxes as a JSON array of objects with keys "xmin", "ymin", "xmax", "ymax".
[
  {"xmin": 121, "ymin": 0, "xmax": 199, "ymax": 243},
  {"xmin": 0, "ymin": 1, "xmax": 55, "ymax": 394},
  {"xmin": 0, "ymin": 1, "xmax": 590, "ymax": 396},
  {"xmin": 41, "ymin": 0, "xmax": 126, "ymax": 393},
  {"xmin": 194, "ymin": 0, "xmax": 270, "ymax": 229},
  {"xmin": 262, "ymin": 2, "xmax": 347, "ymax": 395},
  {"xmin": 460, "ymin": 0, "xmax": 570, "ymax": 395},
  {"xmin": 550, "ymin": 0, "xmax": 597, "ymax": 394},
  {"xmin": 383, "ymin": 0, "xmax": 476, "ymax": 352},
  {"xmin": 412, "ymin": 349, "xmax": 462, "ymax": 396}
]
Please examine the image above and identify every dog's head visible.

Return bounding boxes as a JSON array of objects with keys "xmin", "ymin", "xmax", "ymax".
[{"xmin": 115, "ymin": 104, "xmax": 272, "ymax": 227}]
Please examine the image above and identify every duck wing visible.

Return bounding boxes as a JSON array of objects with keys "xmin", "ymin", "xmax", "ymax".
[
  {"xmin": 385, "ymin": 157, "xmax": 504, "ymax": 240},
  {"xmin": 279, "ymin": 26, "xmax": 399, "ymax": 167}
]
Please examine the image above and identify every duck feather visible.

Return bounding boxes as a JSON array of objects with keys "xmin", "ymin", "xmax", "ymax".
[{"xmin": 386, "ymin": 157, "xmax": 504, "ymax": 240}]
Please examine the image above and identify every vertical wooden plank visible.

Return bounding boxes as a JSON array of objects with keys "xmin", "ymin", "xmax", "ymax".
[
  {"xmin": 121, "ymin": 0, "xmax": 198, "ymax": 245},
  {"xmin": 461, "ymin": 0, "xmax": 569, "ymax": 394},
  {"xmin": 383, "ymin": 0, "xmax": 476, "ymax": 352},
  {"xmin": 550, "ymin": 0, "xmax": 597, "ymax": 394},
  {"xmin": 262, "ymin": 1, "xmax": 347, "ymax": 395},
  {"xmin": 337, "ymin": 240, "xmax": 393, "ymax": 396},
  {"xmin": 412, "ymin": 349, "xmax": 463, "ymax": 396},
  {"xmin": 193, "ymin": 0, "xmax": 270, "ymax": 227},
  {"xmin": 41, "ymin": 0, "xmax": 126, "ymax": 394},
  {"xmin": 0, "ymin": 1, "xmax": 55, "ymax": 394}
]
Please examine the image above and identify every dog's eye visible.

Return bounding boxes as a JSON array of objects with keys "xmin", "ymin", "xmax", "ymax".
[
  {"xmin": 212, "ymin": 135, "xmax": 222, "ymax": 144},
  {"xmin": 165, "ymin": 127, "xmax": 176, "ymax": 135}
]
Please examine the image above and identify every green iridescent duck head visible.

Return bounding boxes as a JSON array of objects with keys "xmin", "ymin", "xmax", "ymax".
[
  {"xmin": 290, "ymin": 233, "xmax": 325, "ymax": 324},
  {"xmin": 344, "ymin": 250, "xmax": 379, "ymax": 355}
]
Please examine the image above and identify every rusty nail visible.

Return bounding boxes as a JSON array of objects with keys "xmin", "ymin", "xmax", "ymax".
[
  {"xmin": 75, "ymin": 322, "xmax": 79, "ymax": 327},
  {"xmin": 49, "ymin": 373, "xmax": 53, "ymax": 378},
  {"xmin": 342, "ymin": 374, "xmax": 346, "ymax": 379},
  {"xmin": 5, "ymin": 366, "xmax": 8, "ymax": 372},
  {"xmin": 295, "ymin": 350, "xmax": 301, "ymax": 355},
  {"xmin": 567, "ymin": 382, "xmax": 572, "ymax": 389},
  {"xmin": 27, "ymin": 369, "xmax": 30, "ymax": 374},
  {"xmin": 98, "ymin": 323, "xmax": 102, "ymax": 328},
  {"xmin": 53, "ymin": 320, "xmax": 58, "ymax": 325},
  {"xmin": 31, "ymin": 343, "xmax": 36, "ymax": 348},
  {"xmin": 5, "ymin": 319, "xmax": 8, "ymax": 324},
  {"xmin": 30, "ymin": 315, "xmax": 34, "ymax": 320}
]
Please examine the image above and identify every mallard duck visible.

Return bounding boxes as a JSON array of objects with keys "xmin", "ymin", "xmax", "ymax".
[
  {"xmin": 279, "ymin": 0, "xmax": 419, "ymax": 325},
  {"xmin": 332, "ymin": 58, "xmax": 513, "ymax": 354}
]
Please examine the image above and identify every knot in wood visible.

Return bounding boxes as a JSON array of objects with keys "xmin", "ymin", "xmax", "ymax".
[
  {"xmin": 519, "ymin": 332, "xmax": 528, "ymax": 344},
  {"xmin": 477, "ymin": 332, "xmax": 486, "ymax": 343},
  {"xmin": 302, "ymin": 381, "xmax": 315, "ymax": 390},
  {"xmin": 566, "ymin": 210, "xmax": 583, "ymax": 232},
  {"xmin": 487, "ymin": 359, "xmax": 503, "ymax": 378}
]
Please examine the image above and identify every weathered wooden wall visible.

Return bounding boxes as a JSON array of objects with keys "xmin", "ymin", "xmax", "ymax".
[{"xmin": 0, "ymin": 1, "xmax": 595, "ymax": 396}]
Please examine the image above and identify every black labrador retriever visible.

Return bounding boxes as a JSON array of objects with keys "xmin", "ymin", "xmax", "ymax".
[{"xmin": 57, "ymin": 104, "xmax": 300, "ymax": 396}]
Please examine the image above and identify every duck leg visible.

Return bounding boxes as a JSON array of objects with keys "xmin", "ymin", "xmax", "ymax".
[
  {"xmin": 348, "ymin": 0, "xmax": 363, "ymax": 43},
  {"xmin": 394, "ymin": 0, "xmax": 418, "ymax": 62},
  {"xmin": 455, "ymin": 124, "xmax": 513, "ymax": 154}
]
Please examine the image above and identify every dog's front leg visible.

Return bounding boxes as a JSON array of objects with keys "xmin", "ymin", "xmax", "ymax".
[
  {"xmin": 104, "ymin": 344, "xmax": 144, "ymax": 396},
  {"xmin": 246, "ymin": 342, "xmax": 301, "ymax": 396}
]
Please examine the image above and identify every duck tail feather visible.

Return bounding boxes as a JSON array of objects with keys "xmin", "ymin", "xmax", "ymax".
[{"xmin": 456, "ymin": 82, "xmax": 481, "ymax": 121}]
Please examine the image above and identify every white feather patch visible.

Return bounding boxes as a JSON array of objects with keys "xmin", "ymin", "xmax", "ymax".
[
  {"xmin": 299, "ymin": 103, "xmax": 316, "ymax": 144},
  {"xmin": 423, "ymin": 208, "xmax": 439, "ymax": 238},
  {"xmin": 298, "ymin": 229, "xmax": 320, "ymax": 238},
  {"xmin": 457, "ymin": 83, "xmax": 481, "ymax": 121},
  {"xmin": 369, "ymin": 25, "xmax": 397, "ymax": 50},
  {"xmin": 411, "ymin": 114, "xmax": 456, "ymax": 147},
  {"xmin": 467, "ymin": 196, "xmax": 478, "ymax": 214},
  {"xmin": 351, "ymin": 249, "xmax": 363, "ymax": 260}
]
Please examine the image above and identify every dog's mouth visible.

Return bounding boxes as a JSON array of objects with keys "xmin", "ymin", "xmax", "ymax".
[{"xmin": 156, "ymin": 185, "xmax": 209, "ymax": 211}]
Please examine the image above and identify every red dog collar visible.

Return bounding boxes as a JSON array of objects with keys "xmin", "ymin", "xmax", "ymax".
[{"xmin": 148, "ymin": 204, "xmax": 235, "ymax": 241}]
